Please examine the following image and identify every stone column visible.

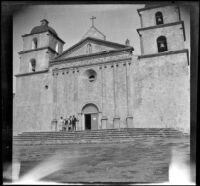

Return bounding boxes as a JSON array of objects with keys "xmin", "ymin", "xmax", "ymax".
[
  {"xmin": 113, "ymin": 63, "xmax": 120, "ymax": 128},
  {"xmin": 98, "ymin": 112, "xmax": 102, "ymax": 129},
  {"xmin": 126, "ymin": 61, "xmax": 133, "ymax": 128},
  {"xmin": 100, "ymin": 65, "xmax": 107, "ymax": 129},
  {"xmin": 101, "ymin": 116, "xmax": 108, "ymax": 129},
  {"xmin": 51, "ymin": 119, "xmax": 57, "ymax": 131},
  {"xmin": 52, "ymin": 70, "xmax": 58, "ymax": 131},
  {"xmin": 139, "ymin": 34, "xmax": 144, "ymax": 55},
  {"xmin": 138, "ymin": 12, "xmax": 143, "ymax": 28},
  {"xmin": 73, "ymin": 68, "xmax": 76, "ymax": 115},
  {"xmin": 74, "ymin": 68, "xmax": 79, "ymax": 130},
  {"xmin": 82, "ymin": 113, "xmax": 85, "ymax": 131},
  {"xmin": 77, "ymin": 112, "xmax": 82, "ymax": 131}
]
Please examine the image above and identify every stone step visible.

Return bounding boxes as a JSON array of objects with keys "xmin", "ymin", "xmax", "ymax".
[
  {"xmin": 13, "ymin": 134, "xmax": 183, "ymax": 141},
  {"xmin": 13, "ymin": 134, "xmax": 184, "ymax": 143},
  {"xmin": 19, "ymin": 128, "xmax": 180, "ymax": 134},
  {"xmin": 14, "ymin": 139, "xmax": 137, "ymax": 145},
  {"xmin": 13, "ymin": 128, "xmax": 188, "ymax": 145},
  {"xmin": 14, "ymin": 132, "xmax": 184, "ymax": 138},
  {"xmin": 16, "ymin": 130, "xmax": 183, "ymax": 136}
]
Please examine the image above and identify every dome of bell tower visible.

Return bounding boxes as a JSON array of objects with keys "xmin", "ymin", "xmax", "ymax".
[{"xmin": 30, "ymin": 19, "xmax": 57, "ymax": 35}]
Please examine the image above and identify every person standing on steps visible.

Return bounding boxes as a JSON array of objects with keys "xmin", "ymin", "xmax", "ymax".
[
  {"xmin": 72, "ymin": 115, "xmax": 77, "ymax": 131},
  {"xmin": 65, "ymin": 116, "xmax": 69, "ymax": 131},
  {"xmin": 59, "ymin": 116, "xmax": 64, "ymax": 131},
  {"xmin": 68, "ymin": 116, "xmax": 72, "ymax": 131},
  {"xmin": 63, "ymin": 117, "xmax": 67, "ymax": 131}
]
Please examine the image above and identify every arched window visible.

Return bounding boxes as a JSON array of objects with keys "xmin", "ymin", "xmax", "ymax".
[
  {"xmin": 157, "ymin": 36, "xmax": 168, "ymax": 52},
  {"xmin": 55, "ymin": 43, "xmax": 59, "ymax": 53},
  {"xmin": 155, "ymin": 12, "xmax": 164, "ymax": 25},
  {"xmin": 32, "ymin": 38, "xmax": 38, "ymax": 49},
  {"xmin": 30, "ymin": 58, "xmax": 36, "ymax": 72},
  {"xmin": 86, "ymin": 43, "xmax": 92, "ymax": 54}
]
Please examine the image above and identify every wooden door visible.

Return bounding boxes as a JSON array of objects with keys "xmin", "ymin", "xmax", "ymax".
[{"xmin": 91, "ymin": 113, "xmax": 98, "ymax": 130}]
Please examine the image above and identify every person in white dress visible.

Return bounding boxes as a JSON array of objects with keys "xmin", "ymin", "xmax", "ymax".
[{"xmin": 58, "ymin": 117, "xmax": 64, "ymax": 131}]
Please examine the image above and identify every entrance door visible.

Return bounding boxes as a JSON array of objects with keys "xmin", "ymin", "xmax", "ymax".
[
  {"xmin": 82, "ymin": 104, "xmax": 99, "ymax": 130},
  {"xmin": 85, "ymin": 113, "xmax": 98, "ymax": 130},
  {"xmin": 85, "ymin": 114, "xmax": 91, "ymax": 130},
  {"xmin": 91, "ymin": 113, "xmax": 98, "ymax": 130}
]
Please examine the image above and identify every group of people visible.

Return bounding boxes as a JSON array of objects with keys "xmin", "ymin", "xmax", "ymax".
[{"xmin": 58, "ymin": 115, "xmax": 78, "ymax": 131}]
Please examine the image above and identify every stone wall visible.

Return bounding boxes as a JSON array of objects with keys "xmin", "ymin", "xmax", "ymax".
[
  {"xmin": 13, "ymin": 72, "xmax": 53, "ymax": 135},
  {"xmin": 51, "ymin": 52, "xmax": 133, "ymax": 130},
  {"xmin": 13, "ymin": 51, "xmax": 189, "ymax": 134},
  {"xmin": 22, "ymin": 32, "xmax": 63, "ymax": 53},
  {"xmin": 23, "ymin": 33, "xmax": 49, "ymax": 51},
  {"xmin": 19, "ymin": 49, "xmax": 51, "ymax": 73},
  {"xmin": 48, "ymin": 34, "xmax": 63, "ymax": 54},
  {"xmin": 140, "ymin": 5, "xmax": 180, "ymax": 28},
  {"xmin": 131, "ymin": 51, "xmax": 190, "ymax": 131},
  {"xmin": 140, "ymin": 24, "xmax": 185, "ymax": 55}
]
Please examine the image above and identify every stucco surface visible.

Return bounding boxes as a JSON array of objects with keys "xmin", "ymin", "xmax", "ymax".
[
  {"xmin": 140, "ymin": 24, "xmax": 185, "ymax": 55},
  {"xmin": 13, "ymin": 5, "xmax": 190, "ymax": 134},
  {"xmin": 132, "ymin": 52, "xmax": 189, "ymax": 131},
  {"xmin": 58, "ymin": 41, "xmax": 123, "ymax": 59},
  {"xmin": 140, "ymin": 5, "xmax": 180, "ymax": 28}
]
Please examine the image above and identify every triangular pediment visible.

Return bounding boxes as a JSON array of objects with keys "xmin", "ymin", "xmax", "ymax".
[
  {"xmin": 54, "ymin": 37, "xmax": 129, "ymax": 60},
  {"xmin": 82, "ymin": 26, "xmax": 106, "ymax": 40}
]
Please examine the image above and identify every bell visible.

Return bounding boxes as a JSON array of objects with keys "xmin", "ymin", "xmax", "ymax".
[{"xmin": 160, "ymin": 43, "xmax": 165, "ymax": 48}]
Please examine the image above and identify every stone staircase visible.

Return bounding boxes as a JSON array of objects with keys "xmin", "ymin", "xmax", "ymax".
[{"xmin": 13, "ymin": 128, "xmax": 189, "ymax": 145}]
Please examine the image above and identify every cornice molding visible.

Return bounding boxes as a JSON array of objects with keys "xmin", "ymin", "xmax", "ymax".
[
  {"xmin": 15, "ymin": 69, "xmax": 48, "ymax": 77},
  {"xmin": 22, "ymin": 30, "xmax": 65, "ymax": 44},
  {"xmin": 18, "ymin": 46, "xmax": 58, "ymax": 55},
  {"xmin": 137, "ymin": 21, "xmax": 186, "ymax": 41},
  {"xmin": 137, "ymin": 20, "xmax": 183, "ymax": 32},
  {"xmin": 138, "ymin": 49, "xmax": 189, "ymax": 64},
  {"xmin": 51, "ymin": 58, "xmax": 132, "ymax": 72},
  {"xmin": 54, "ymin": 37, "xmax": 133, "ymax": 60},
  {"xmin": 50, "ymin": 47, "xmax": 133, "ymax": 65},
  {"xmin": 137, "ymin": 3, "xmax": 178, "ymax": 13}
]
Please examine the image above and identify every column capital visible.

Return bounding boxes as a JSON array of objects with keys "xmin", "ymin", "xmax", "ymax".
[{"xmin": 101, "ymin": 116, "xmax": 108, "ymax": 120}]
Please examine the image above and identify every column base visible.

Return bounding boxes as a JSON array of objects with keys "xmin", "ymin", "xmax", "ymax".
[
  {"xmin": 126, "ymin": 115, "xmax": 133, "ymax": 128},
  {"xmin": 101, "ymin": 116, "xmax": 108, "ymax": 129},
  {"xmin": 113, "ymin": 116, "xmax": 120, "ymax": 128},
  {"xmin": 51, "ymin": 119, "xmax": 57, "ymax": 131}
]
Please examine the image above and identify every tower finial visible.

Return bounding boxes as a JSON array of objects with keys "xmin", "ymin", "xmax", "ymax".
[{"xmin": 90, "ymin": 16, "xmax": 96, "ymax": 27}]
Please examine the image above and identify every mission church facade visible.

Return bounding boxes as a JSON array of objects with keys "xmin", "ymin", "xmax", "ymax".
[{"xmin": 13, "ymin": 3, "xmax": 190, "ymax": 135}]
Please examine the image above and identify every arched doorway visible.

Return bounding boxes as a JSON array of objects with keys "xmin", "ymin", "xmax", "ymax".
[{"xmin": 82, "ymin": 104, "xmax": 99, "ymax": 130}]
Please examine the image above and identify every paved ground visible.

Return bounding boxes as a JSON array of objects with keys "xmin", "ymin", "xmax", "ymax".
[{"xmin": 14, "ymin": 135, "xmax": 190, "ymax": 183}]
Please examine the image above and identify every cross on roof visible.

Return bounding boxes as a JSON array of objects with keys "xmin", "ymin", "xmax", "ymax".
[{"xmin": 90, "ymin": 16, "xmax": 96, "ymax": 27}]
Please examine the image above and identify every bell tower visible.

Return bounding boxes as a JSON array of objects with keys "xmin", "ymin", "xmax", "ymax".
[
  {"xmin": 137, "ymin": 3, "xmax": 186, "ymax": 56},
  {"xmin": 18, "ymin": 19, "xmax": 65, "ymax": 74},
  {"xmin": 135, "ymin": 3, "xmax": 190, "ymax": 131}
]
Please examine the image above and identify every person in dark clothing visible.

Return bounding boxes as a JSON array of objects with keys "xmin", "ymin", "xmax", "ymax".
[
  {"xmin": 63, "ymin": 117, "xmax": 68, "ymax": 131},
  {"xmin": 65, "ymin": 116, "xmax": 69, "ymax": 131},
  {"xmin": 72, "ymin": 115, "xmax": 77, "ymax": 131},
  {"xmin": 68, "ymin": 116, "xmax": 72, "ymax": 131}
]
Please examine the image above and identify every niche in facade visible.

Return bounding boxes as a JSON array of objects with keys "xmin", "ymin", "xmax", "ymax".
[
  {"xmin": 86, "ymin": 43, "xmax": 92, "ymax": 54},
  {"xmin": 155, "ymin": 11, "xmax": 164, "ymax": 25},
  {"xmin": 29, "ymin": 58, "xmax": 36, "ymax": 72},
  {"xmin": 32, "ymin": 38, "xmax": 38, "ymax": 49}
]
